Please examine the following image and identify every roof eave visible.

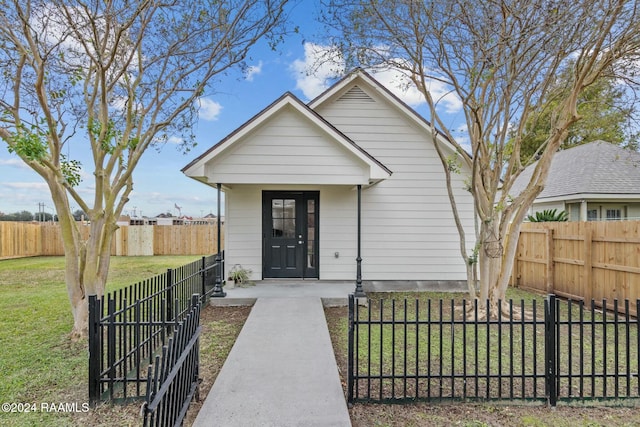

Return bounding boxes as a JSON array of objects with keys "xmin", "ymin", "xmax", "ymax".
[{"xmin": 536, "ymin": 193, "xmax": 640, "ymax": 203}]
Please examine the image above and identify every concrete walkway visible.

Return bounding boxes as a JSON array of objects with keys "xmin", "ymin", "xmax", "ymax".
[{"xmin": 192, "ymin": 296, "xmax": 351, "ymax": 427}]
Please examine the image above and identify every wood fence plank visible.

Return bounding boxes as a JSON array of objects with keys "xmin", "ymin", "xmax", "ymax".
[{"xmin": 545, "ymin": 228, "xmax": 554, "ymax": 294}]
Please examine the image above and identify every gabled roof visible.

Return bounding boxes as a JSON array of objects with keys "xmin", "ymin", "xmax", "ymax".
[
  {"xmin": 309, "ymin": 68, "xmax": 470, "ymax": 162},
  {"xmin": 511, "ymin": 141, "xmax": 640, "ymax": 200},
  {"xmin": 182, "ymin": 91, "xmax": 391, "ymax": 183}
]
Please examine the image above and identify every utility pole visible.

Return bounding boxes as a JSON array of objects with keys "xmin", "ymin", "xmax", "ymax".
[{"xmin": 37, "ymin": 202, "xmax": 45, "ymax": 222}]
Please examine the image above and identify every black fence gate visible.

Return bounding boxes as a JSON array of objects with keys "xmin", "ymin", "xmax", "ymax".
[
  {"xmin": 348, "ymin": 294, "xmax": 640, "ymax": 405},
  {"xmin": 88, "ymin": 252, "xmax": 223, "ymax": 404},
  {"xmin": 143, "ymin": 295, "xmax": 202, "ymax": 427}
]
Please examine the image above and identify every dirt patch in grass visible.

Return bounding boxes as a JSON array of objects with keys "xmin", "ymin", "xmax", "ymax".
[
  {"xmin": 325, "ymin": 305, "xmax": 640, "ymax": 427},
  {"xmin": 182, "ymin": 305, "xmax": 251, "ymax": 426}
]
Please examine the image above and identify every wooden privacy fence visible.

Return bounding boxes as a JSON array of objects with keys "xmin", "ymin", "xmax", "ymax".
[
  {"xmin": 0, "ymin": 222, "xmax": 223, "ymax": 258},
  {"xmin": 512, "ymin": 221, "xmax": 640, "ymax": 313}
]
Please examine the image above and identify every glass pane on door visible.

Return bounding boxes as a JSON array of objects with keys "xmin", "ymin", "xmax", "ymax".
[
  {"xmin": 307, "ymin": 199, "xmax": 315, "ymax": 268},
  {"xmin": 272, "ymin": 198, "xmax": 296, "ymax": 238}
]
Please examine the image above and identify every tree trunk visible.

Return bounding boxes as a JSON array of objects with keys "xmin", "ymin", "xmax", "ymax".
[
  {"xmin": 478, "ymin": 219, "xmax": 504, "ymax": 317},
  {"xmin": 50, "ymin": 182, "xmax": 115, "ymax": 339},
  {"xmin": 495, "ymin": 218, "xmax": 525, "ymax": 302},
  {"xmin": 466, "ymin": 262, "xmax": 477, "ymax": 299}
]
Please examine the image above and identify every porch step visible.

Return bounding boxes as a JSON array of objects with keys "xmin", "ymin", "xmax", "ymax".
[{"xmin": 209, "ymin": 296, "xmax": 349, "ymax": 307}]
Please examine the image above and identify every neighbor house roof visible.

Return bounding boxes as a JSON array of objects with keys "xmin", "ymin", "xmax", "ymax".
[{"xmin": 511, "ymin": 141, "xmax": 640, "ymax": 201}]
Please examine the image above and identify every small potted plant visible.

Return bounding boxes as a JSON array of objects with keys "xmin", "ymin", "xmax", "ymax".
[{"xmin": 228, "ymin": 264, "xmax": 253, "ymax": 287}]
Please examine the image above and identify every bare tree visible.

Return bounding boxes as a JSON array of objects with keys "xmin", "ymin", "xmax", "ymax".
[
  {"xmin": 322, "ymin": 0, "xmax": 640, "ymax": 316},
  {"xmin": 0, "ymin": 0, "xmax": 289, "ymax": 337}
]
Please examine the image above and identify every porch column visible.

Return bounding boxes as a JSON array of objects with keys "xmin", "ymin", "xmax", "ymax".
[
  {"xmin": 212, "ymin": 183, "xmax": 226, "ymax": 297},
  {"xmin": 354, "ymin": 184, "xmax": 365, "ymax": 297},
  {"xmin": 580, "ymin": 200, "xmax": 588, "ymax": 221}
]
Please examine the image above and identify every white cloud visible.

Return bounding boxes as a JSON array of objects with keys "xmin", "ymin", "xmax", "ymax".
[
  {"xmin": 291, "ymin": 43, "xmax": 345, "ymax": 100},
  {"xmin": 424, "ymin": 78, "xmax": 463, "ymax": 114},
  {"xmin": 197, "ymin": 98, "xmax": 222, "ymax": 121},
  {"xmin": 0, "ymin": 158, "xmax": 30, "ymax": 169},
  {"xmin": 368, "ymin": 66, "xmax": 462, "ymax": 114},
  {"xmin": 452, "ymin": 123, "xmax": 471, "ymax": 153},
  {"xmin": 367, "ymin": 68, "xmax": 426, "ymax": 107},
  {"xmin": 245, "ymin": 61, "xmax": 263, "ymax": 81},
  {"xmin": 0, "ymin": 182, "xmax": 50, "ymax": 212},
  {"xmin": 4, "ymin": 182, "xmax": 49, "ymax": 190},
  {"xmin": 109, "ymin": 94, "xmax": 139, "ymax": 113}
]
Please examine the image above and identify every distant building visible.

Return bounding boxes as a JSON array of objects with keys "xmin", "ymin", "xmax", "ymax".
[{"xmin": 117, "ymin": 212, "xmax": 223, "ymax": 226}]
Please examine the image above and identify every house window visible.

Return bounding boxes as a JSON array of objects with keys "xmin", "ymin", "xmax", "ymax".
[
  {"xmin": 606, "ymin": 209, "xmax": 621, "ymax": 221},
  {"xmin": 587, "ymin": 209, "xmax": 598, "ymax": 221}
]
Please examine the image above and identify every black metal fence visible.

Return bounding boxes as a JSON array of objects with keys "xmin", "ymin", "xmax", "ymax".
[
  {"xmin": 88, "ymin": 252, "xmax": 223, "ymax": 404},
  {"xmin": 348, "ymin": 294, "xmax": 640, "ymax": 405},
  {"xmin": 143, "ymin": 295, "xmax": 201, "ymax": 427}
]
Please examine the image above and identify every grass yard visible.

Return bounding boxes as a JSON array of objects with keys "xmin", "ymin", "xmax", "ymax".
[
  {"xmin": 0, "ymin": 256, "xmax": 249, "ymax": 427},
  {"xmin": 325, "ymin": 289, "xmax": 640, "ymax": 426}
]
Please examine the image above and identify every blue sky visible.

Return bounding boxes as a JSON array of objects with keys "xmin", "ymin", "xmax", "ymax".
[{"xmin": 0, "ymin": 1, "xmax": 467, "ymax": 218}]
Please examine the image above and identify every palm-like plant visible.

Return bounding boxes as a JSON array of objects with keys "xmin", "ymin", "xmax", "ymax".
[{"xmin": 527, "ymin": 209, "xmax": 569, "ymax": 222}]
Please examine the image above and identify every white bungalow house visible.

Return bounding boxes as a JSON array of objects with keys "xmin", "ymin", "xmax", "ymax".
[
  {"xmin": 182, "ymin": 69, "xmax": 475, "ymax": 286},
  {"xmin": 511, "ymin": 141, "xmax": 640, "ymax": 221}
]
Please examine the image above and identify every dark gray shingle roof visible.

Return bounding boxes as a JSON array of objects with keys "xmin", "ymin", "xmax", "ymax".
[{"xmin": 510, "ymin": 141, "xmax": 640, "ymax": 199}]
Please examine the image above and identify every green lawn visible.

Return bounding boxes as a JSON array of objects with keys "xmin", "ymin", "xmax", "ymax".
[{"xmin": 0, "ymin": 255, "xmax": 202, "ymax": 427}]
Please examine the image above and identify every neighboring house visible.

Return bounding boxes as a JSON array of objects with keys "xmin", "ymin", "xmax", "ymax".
[
  {"xmin": 182, "ymin": 69, "xmax": 474, "ymax": 283},
  {"xmin": 118, "ymin": 213, "xmax": 223, "ymax": 226},
  {"xmin": 511, "ymin": 141, "xmax": 640, "ymax": 221},
  {"xmin": 116, "ymin": 215, "xmax": 131, "ymax": 227},
  {"xmin": 117, "ymin": 215, "xmax": 154, "ymax": 226}
]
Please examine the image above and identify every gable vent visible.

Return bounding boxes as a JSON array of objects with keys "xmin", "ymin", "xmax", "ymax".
[{"xmin": 337, "ymin": 85, "xmax": 375, "ymax": 103}]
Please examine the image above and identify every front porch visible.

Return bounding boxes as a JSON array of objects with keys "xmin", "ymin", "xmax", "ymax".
[{"xmin": 208, "ymin": 279, "xmax": 468, "ymax": 307}]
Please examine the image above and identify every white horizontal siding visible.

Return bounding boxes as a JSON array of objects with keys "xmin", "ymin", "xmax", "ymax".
[
  {"xmin": 314, "ymin": 84, "xmax": 475, "ymax": 281},
  {"xmin": 318, "ymin": 186, "xmax": 357, "ymax": 280},
  {"xmin": 223, "ymin": 186, "xmax": 263, "ymax": 281},
  {"xmin": 207, "ymin": 106, "xmax": 369, "ymax": 185}
]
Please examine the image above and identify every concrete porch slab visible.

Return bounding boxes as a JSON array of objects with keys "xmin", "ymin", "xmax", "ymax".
[{"xmin": 209, "ymin": 279, "xmax": 467, "ymax": 307}]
